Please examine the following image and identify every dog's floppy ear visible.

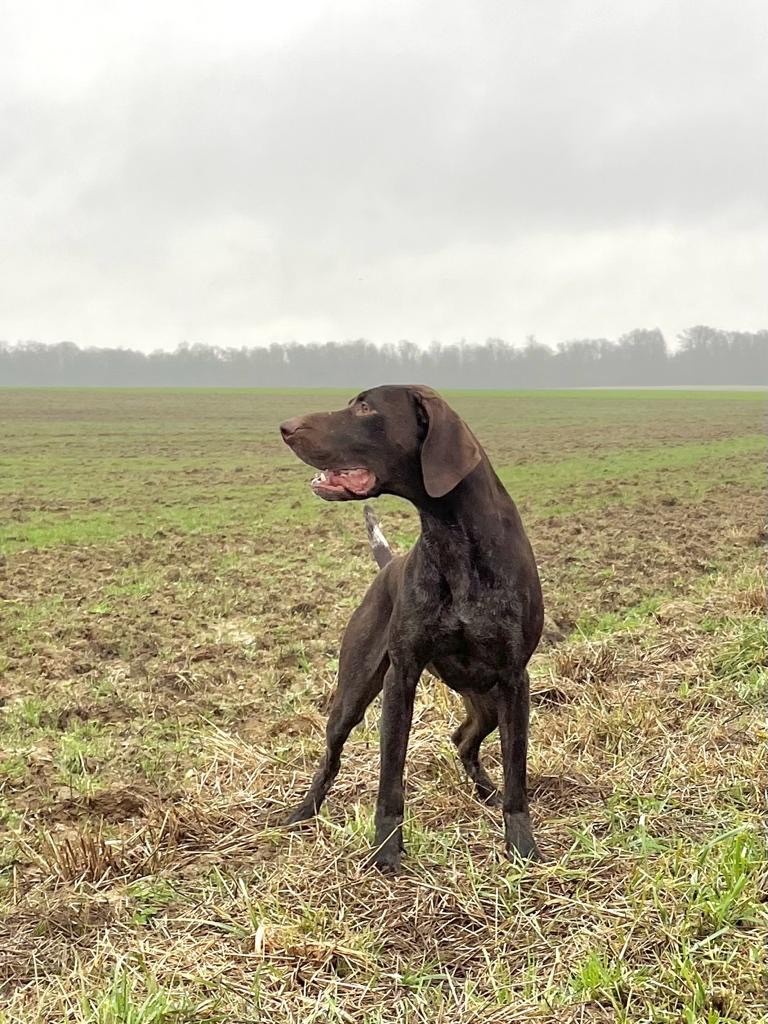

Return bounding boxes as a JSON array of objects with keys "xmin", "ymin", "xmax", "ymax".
[{"xmin": 412, "ymin": 386, "xmax": 482, "ymax": 498}]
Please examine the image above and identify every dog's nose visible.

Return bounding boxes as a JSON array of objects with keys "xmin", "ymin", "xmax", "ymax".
[{"xmin": 280, "ymin": 417, "xmax": 304, "ymax": 441}]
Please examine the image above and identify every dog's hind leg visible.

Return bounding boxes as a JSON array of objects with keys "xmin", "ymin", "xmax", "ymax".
[
  {"xmin": 286, "ymin": 573, "xmax": 392, "ymax": 824},
  {"xmin": 451, "ymin": 691, "xmax": 501, "ymax": 805}
]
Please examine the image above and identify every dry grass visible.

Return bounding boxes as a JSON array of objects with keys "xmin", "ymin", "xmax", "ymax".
[
  {"xmin": 1, "ymin": 389, "xmax": 765, "ymax": 1022},
  {"xmin": 2, "ymin": 557, "xmax": 765, "ymax": 1023}
]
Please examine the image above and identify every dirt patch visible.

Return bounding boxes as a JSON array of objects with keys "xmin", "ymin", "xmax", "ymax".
[
  {"xmin": 42, "ymin": 786, "xmax": 154, "ymax": 825},
  {"xmin": 49, "ymin": 701, "xmax": 133, "ymax": 728},
  {"xmin": 533, "ymin": 486, "xmax": 764, "ymax": 626},
  {"xmin": 530, "ymin": 773, "xmax": 608, "ymax": 812}
]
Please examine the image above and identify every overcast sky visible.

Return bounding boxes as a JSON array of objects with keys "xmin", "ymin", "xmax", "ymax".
[{"xmin": 1, "ymin": 0, "xmax": 766, "ymax": 352}]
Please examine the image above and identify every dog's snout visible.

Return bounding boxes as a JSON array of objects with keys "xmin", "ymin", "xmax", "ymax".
[{"xmin": 280, "ymin": 417, "xmax": 304, "ymax": 442}]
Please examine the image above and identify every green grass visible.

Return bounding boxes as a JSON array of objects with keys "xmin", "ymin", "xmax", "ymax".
[
  {"xmin": 1, "ymin": 388, "xmax": 765, "ymax": 1023},
  {"xmin": 1, "ymin": 386, "xmax": 763, "ymax": 554}
]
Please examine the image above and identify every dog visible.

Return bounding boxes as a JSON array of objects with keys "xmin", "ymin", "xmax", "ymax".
[{"xmin": 279, "ymin": 385, "xmax": 544, "ymax": 872}]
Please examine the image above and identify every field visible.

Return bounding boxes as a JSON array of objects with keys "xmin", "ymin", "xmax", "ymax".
[{"xmin": 1, "ymin": 387, "xmax": 765, "ymax": 1023}]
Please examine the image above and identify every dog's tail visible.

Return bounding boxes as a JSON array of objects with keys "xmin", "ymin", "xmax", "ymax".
[{"xmin": 364, "ymin": 505, "xmax": 393, "ymax": 569}]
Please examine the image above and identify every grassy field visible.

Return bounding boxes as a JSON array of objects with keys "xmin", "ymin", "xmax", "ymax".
[{"xmin": 0, "ymin": 387, "xmax": 765, "ymax": 1023}]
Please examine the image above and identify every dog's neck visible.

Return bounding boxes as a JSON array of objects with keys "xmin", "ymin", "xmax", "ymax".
[{"xmin": 415, "ymin": 457, "xmax": 522, "ymax": 572}]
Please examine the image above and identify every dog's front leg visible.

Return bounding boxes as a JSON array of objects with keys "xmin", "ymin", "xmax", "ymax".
[
  {"xmin": 370, "ymin": 662, "xmax": 419, "ymax": 873},
  {"xmin": 498, "ymin": 670, "xmax": 542, "ymax": 862}
]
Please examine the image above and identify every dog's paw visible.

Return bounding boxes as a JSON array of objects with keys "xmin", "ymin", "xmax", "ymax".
[
  {"xmin": 367, "ymin": 833, "xmax": 405, "ymax": 873},
  {"xmin": 285, "ymin": 804, "xmax": 316, "ymax": 826},
  {"xmin": 504, "ymin": 812, "xmax": 543, "ymax": 863},
  {"xmin": 369, "ymin": 849, "xmax": 403, "ymax": 874},
  {"xmin": 506, "ymin": 840, "xmax": 543, "ymax": 864}
]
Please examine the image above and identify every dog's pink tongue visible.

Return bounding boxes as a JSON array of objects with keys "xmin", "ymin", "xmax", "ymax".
[{"xmin": 333, "ymin": 469, "xmax": 375, "ymax": 493}]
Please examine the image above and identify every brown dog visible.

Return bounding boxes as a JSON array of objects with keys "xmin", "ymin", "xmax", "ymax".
[{"xmin": 280, "ymin": 385, "xmax": 543, "ymax": 871}]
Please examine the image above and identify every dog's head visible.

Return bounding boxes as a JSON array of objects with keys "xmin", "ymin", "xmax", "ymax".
[{"xmin": 279, "ymin": 385, "xmax": 482, "ymax": 503}]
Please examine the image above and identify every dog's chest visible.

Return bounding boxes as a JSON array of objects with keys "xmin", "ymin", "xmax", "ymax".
[
  {"xmin": 394, "ymin": 552, "xmax": 532, "ymax": 688},
  {"xmin": 424, "ymin": 600, "xmax": 522, "ymax": 691}
]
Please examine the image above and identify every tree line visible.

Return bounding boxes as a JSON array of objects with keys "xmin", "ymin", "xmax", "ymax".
[{"xmin": 0, "ymin": 326, "xmax": 764, "ymax": 388}]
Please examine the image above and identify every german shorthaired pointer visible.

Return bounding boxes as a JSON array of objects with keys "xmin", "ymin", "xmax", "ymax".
[{"xmin": 280, "ymin": 385, "xmax": 543, "ymax": 872}]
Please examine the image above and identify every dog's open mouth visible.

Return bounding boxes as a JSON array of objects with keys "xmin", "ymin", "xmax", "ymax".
[{"xmin": 310, "ymin": 468, "xmax": 377, "ymax": 500}]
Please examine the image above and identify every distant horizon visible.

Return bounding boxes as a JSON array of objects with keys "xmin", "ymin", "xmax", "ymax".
[
  {"xmin": 3, "ymin": 323, "xmax": 765, "ymax": 356},
  {"xmin": 3, "ymin": 327, "xmax": 763, "ymax": 388}
]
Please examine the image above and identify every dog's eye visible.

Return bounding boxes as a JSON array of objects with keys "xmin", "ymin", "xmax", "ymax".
[{"xmin": 355, "ymin": 400, "xmax": 373, "ymax": 415}]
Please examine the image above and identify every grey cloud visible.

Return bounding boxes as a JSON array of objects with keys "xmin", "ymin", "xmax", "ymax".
[{"xmin": 1, "ymin": 0, "xmax": 766, "ymax": 349}]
